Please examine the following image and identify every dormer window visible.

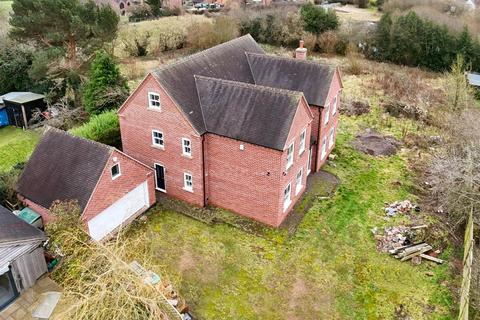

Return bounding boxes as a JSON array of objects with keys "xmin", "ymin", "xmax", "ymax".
[
  {"xmin": 111, "ymin": 163, "xmax": 121, "ymax": 180},
  {"xmin": 148, "ymin": 92, "xmax": 161, "ymax": 110}
]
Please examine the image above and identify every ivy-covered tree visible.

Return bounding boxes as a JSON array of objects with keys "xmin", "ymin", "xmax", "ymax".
[
  {"xmin": 300, "ymin": 4, "xmax": 339, "ymax": 36},
  {"xmin": 83, "ymin": 50, "xmax": 129, "ymax": 115},
  {"xmin": 9, "ymin": 0, "xmax": 120, "ymax": 106}
]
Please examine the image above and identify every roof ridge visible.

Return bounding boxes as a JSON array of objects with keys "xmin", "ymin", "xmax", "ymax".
[
  {"xmin": 45, "ymin": 126, "xmax": 114, "ymax": 153},
  {"xmin": 194, "ymin": 75, "xmax": 304, "ymax": 98},
  {"xmin": 154, "ymin": 35, "xmax": 262, "ymax": 74},
  {"xmin": 246, "ymin": 52, "xmax": 338, "ymax": 69}
]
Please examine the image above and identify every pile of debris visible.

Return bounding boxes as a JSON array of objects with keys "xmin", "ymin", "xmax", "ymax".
[
  {"xmin": 384, "ymin": 200, "xmax": 419, "ymax": 218},
  {"xmin": 373, "ymin": 225, "xmax": 444, "ymax": 265},
  {"xmin": 352, "ymin": 129, "xmax": 401, "ymax": 156}
]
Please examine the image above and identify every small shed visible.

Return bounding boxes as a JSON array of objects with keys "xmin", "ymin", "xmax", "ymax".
[
  {"xmin": 0, "ymin": 205, "xmax": 47, "ymax": 311},
  {"xmin": 467, "ymin": 72, "xmax": 480, "ymax": 88},
  {"xmin": 0, "ymin": 92, "xmax": 46, "ymax": 129}
]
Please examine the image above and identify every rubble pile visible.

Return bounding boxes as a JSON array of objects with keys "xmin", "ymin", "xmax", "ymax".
[{"xmin": 384, "ymin": 200, "xmax": 420, "ymax": 218}]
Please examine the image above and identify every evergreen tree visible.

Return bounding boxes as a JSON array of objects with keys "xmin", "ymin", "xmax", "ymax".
[
  {"xmin": 300, "ymin": 4, "xmax": 339, "ymax": 36},
  {"xmin": 145, "ymin": 0, "xmax": 161, "ymax": 16},
  {"xmin": 9, "ymin": 0, "xmax": 119, "ymax": 106},
  {"xmin": 83, "ymin": 51, "xmax": 129, "ymax": 115}
]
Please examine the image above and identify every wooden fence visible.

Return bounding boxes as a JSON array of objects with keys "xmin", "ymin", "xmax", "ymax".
[{"xmin": 458, "ymin": 209, "xmax": 474, "ymax": 320}]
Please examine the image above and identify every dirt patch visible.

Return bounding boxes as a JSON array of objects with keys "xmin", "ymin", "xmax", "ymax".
[
  {"xmin": 179, "ymin": 249, "xmax": 197, "ymax": 272},
  {"xmin": 353, "ymin": 129, "xmax": 401, "ymax": 156},
  {"xmin": 341, "ymin": 100, "xmax": 371, "ymax": 116}
]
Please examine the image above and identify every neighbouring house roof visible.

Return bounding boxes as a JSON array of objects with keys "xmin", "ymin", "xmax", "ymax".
[
  {"xmin": 467, "ymin": 72, "xmax": 480, "ymax": 87},
  {"xmin": 246, "ymin": 53, "xmax": 335, "ymax": 107},
  {"xmin": 150, "ymin": 34, "xmax": 338, "ymax": 150},
  {"xmin": 152, "ymin": 35, "xmax": 265, "ymax": 134},
  {"xmin": 0, "ymin": 205, "xmax": 45, "ymax": 248},
  {"xmin": 195, "ymin": 76, "xmax": 303, "ymax": 150},
  {"xmin": 17, "ymin": 128, "xmax": 112, "ymax": 212},
  {"xmin": 1, "ymin": 92, "xmax": 45, "ymax": 104}
]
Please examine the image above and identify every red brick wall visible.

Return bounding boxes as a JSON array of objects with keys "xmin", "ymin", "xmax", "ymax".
[
  {"xmin": 119, "ymin": 74, "xmax": 205, "ymax": 207},
  {"xmin": 314, "ymin": 68, "xmax": 342, "ymax": 171},
  {"xmin": 277, "ymin": 97, "xmax": 312, "ymax": 225},
  {"xmin": 204, "ymin": 98, "xmax": 312, "ymax": 227},
  {"xmin": 204, "ymin": 134, "xmax": 283, "ymax": 226},
  {"xmin": 82, "ymin": 150, "xmax": 155, "ymax": 222}
]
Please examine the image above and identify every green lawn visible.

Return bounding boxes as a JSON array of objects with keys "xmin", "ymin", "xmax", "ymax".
[
  {"xmin": 125, "ymin": 105, "xmax": 455, "ymax": 319},
  {"xmin": 0, "ymin": 126, "xmax": 39, "ymax": 172}
]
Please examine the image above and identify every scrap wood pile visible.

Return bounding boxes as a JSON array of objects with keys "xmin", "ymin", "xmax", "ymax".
[{"xmin": 373, "ymin": 225, "xmax": 444, "ymax": 265}]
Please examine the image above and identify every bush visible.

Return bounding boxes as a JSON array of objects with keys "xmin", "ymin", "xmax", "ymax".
[
  {"xmin": 83, "ymin": 51, "xmax": 129, "ymax": 116},
  {"xmin": 0, "ymin": 164, "xmax": 24, "ymax": 208},
  {"xmin": 238, "ymin": 8, "xmax": 310, "ymax": 48},
  {"xmin": 70, "ymin": 110, "xmax": 121, "ymax": 148},
  {"xmin": 300, "ymin": 3, "xmax": 339, "ymax": 36},
  {"xmin": 187, "ymin": 17, "xmax": 238, "ymax": 51},
  {"xmin": 128, "ymin": 4, "xmax": 153, "ymax": 22}
]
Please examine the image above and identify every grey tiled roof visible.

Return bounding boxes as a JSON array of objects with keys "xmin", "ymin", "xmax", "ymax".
[
  {"xmin": 196, "ymin": 76, "xmax": 302, "ymax": 150},
  {"xmin": 0, "ymin": 205, "xmax": 45, "ymax": 247},
  {"xmin": 17, "ymin": 128, "xmax": 112, "ymax": 212}
]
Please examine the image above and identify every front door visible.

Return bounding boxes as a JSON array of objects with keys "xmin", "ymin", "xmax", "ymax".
[
  {"xmin": 0, "ymin": 270, "xmax": 19, "ymax": 311},
  {"xmin": 154, "ymin": 164, "xmax": 166, "ymax": 192}
]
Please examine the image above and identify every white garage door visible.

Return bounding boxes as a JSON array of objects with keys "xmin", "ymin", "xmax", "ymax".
[{"xmin": 88, "ymin": 181, "xmax": 149, "ymax": 241}]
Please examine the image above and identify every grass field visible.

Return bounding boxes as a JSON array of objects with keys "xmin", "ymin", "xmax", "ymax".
[
  {"xmin": 0, "ymin": 126, "xmax": 39, "ymax": 172},
  {"xmin": 122, "ymin": 71, "xmax": 456, "ymax": 319},
  {"xmin": 0, "ymin": 0, "xmax": 12, "ymax": 38}
]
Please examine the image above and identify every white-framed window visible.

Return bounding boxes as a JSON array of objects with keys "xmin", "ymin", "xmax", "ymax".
[
  {"xmin": 307, "ymin": 148, "xmax": 312, "ymax": 175},
  {"xmin": 182, "ymin": 138, "xmax": 192, "ymax": 157},
  {"xmin": 329, "ymin": 127, "xmax": 335, "ymax": 148},
  {"xmin": 299, "ymin": 129, "xmax": 306, "ymax": 155},
  {"xmin": 283, "ymin": 182, "xmax": 292, "ymax": 212},
  {"xmin": 286, "ymin": 142, "xmax": 294, "ymax": 170},
  {"xmin": 148, "ymin": 92, "xmax": 161, "ymax": 109},
  {"xmin": 321, "ymin": 137, "xmax": 327, "ymax": 160},
  {"xmin": 295, "ymin": 168, "xmax": 303, "ymax": 195},
  {"xmin": 324, "ymin": 104, "xmax": 330, "ymax": 125},
  {"xmin": 332, "ymin": 95, "xmax": 338, "ymax": 115},
  {"xmin": 183, "ymin": 173, "xmax": 193, "ymax": 192},
  {"xmin": 111, "ymin": 163, "xmax": 121, "ymax": 180},
  {"xmin": 152, "ymin": 130, "xmax": 164, "ymax": 148}
]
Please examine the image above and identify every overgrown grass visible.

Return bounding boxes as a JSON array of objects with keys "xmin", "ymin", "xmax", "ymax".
[
  {"xmin": 0, "ymin": 126, "xmax": 39, "ymax": 172},
  {"xmin": 124, "ymin": 92, "xmax": 455, "ymax": 319}
]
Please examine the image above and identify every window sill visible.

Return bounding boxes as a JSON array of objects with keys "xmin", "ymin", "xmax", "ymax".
[
  {"xmin": 298, "ymin": 149, "xmax": 305, "ymax": 157},
  {"xmin": 183, "ymin": 187, "xmax": 193, "ymax": 193},
  {"xmin": 285, "ymin": 163, "xmax": 293, "ymax": 172},
  {"xmin": 182, "ymin": 153, "xmax": 193, "ymax": 159},
  {"xmin": 151, "ymin": 144, "xmax": 165, "ymax": 150},
  {"xmin": 147, "ymin": 107, "xmax": 161, "ymax": 112},
  {"xmin": 283, "ymin": 200, "xmax": 292, "ymax": 212}
]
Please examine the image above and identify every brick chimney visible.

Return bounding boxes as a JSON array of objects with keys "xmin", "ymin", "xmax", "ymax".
[{"xmin": 295, "ymin": 40, "xmax": 307, "ymax": 60}]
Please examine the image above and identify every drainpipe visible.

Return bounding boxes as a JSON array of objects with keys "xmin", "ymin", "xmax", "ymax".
[{"xmin": 201, "ymin": 135, "xmax": 207, "ymax": 207}]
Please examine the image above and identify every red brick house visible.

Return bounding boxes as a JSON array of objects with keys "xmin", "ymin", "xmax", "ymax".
[
  {"xmin": 119, "ymin": 35, "xmax": 342, "ymax": 227},
  {"xmin": 17, "ymin": 128, "xmax": 156, "ymax": 240}
]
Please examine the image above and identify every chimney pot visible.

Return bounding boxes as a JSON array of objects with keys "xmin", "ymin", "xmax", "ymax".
[{"xmin": 295, "ymin": 39, "xmax": 307, "ymax": 60}]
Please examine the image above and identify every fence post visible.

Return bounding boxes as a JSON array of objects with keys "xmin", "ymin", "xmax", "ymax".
[{"xmin": 458, "ymin": 208, "xmax": 474, "ymax": 320}]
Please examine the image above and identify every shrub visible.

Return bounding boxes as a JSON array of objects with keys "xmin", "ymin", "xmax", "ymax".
[
  {"xmin": 83, "ymin": 51, "xmax": 129, "ymax": 116},
  {"xmin": 357, "ymin": 0, "xmax": 368, "ymax": 8},
  {"xmin": 128, "ymin": 4, "xmax": 153, "ymax": 22},
  {"xmin": 70, "ymin": 110, "xmax": 121, "ymax": 148},
  {"xmin": 300, "ymin": 3, "xmax": 339, "ymax": 36},
  {"xmin": 238, "ymin": 8, "xmax": 309, "ymax": 48},
  {"xmin": 187, "ymin": 17, "xmax": 238, "ymax": 51},
  {"xmin": 123, "ymin": 31, "xmax": 151, "ymax": 57},
  {"xmin": 0, "ymin": 164, "xmax": 24, "ymax": 208}
]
